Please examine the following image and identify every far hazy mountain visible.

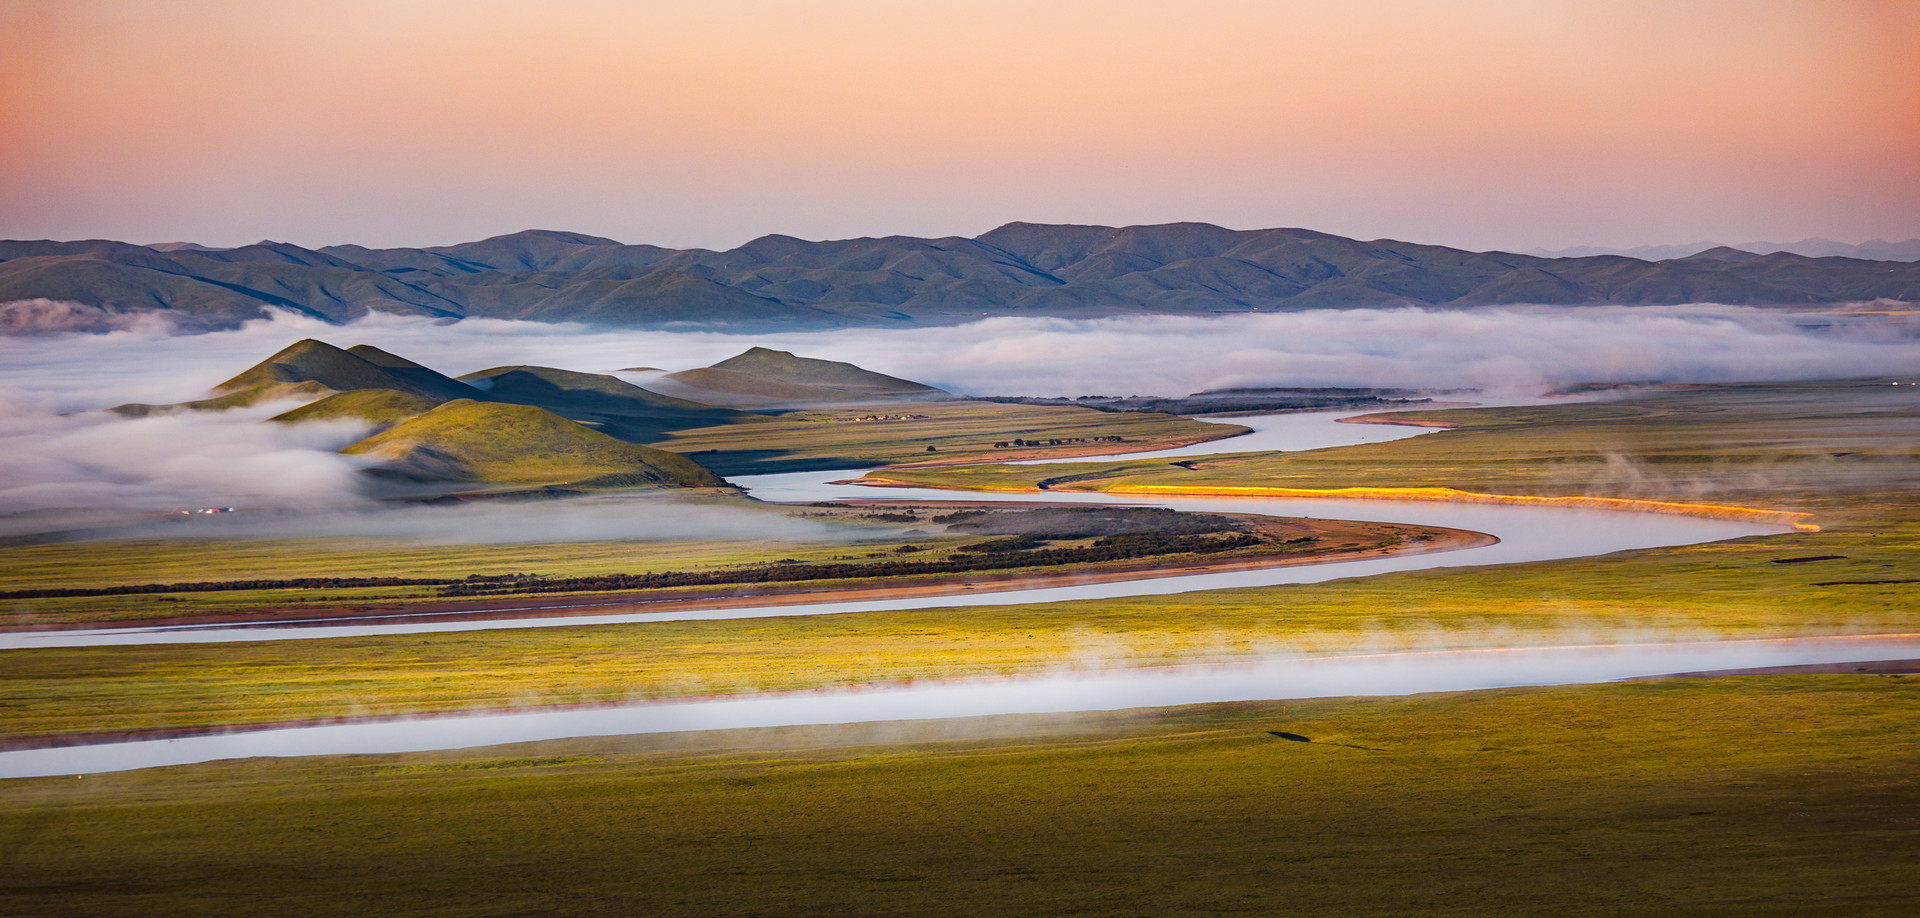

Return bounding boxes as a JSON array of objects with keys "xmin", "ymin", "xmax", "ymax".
[
  {"xmin": 8, "ymin": 223, "xmax": 1918, "ymax": 334},
  {"xmin": 144, "ymin": 242, "xmax": 227, "ymax": 253},
  {"xmin": 1526, "ymin": 238, "xmax": 1920, "ymax": 262},
  {"xmin": 654, "ymin": 347, "xmax": 948, "ymax": 407},
  {"xmin": 341, "ymin": 399, "xmax": 725, "ymax": 490}
]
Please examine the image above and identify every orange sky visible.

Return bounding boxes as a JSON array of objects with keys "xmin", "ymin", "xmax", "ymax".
[{"xmin": 2, "ymin": 0, "xmax": 1916, "ymax": 250}]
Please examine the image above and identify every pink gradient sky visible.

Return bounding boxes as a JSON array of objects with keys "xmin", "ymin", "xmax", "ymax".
[{"xmin": 3, "ymin": 0, "xmax": 1916, "ymax": 251}]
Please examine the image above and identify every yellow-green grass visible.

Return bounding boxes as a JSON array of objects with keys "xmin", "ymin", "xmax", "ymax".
[
  {"xmin": 870, "ymin": 379, "xmax": 1920, "ymax": 521},
  {"xmin": 4, "ymin": 516, "xmax": 1911, "ymax": 741},
  {"xmin": 650, "ymin": 399, "xmax": 1247, "ymax": 474},
  {"xmin": 0, "ymin": 502, "xmax": 1389, "ymax": 627},
  {"xmin": 3, "ymin": 677, "xmax": 1917, "ymax": 915},
  {"xmin": 4, "ymin": 379, "xmax": 1911, "ymax": 738},
  {"xmin": 344, "ymin": 399, "xmax": 724, "ymax": 487},
  {"xmin": 0, "ymin": 530, "xmax": 959, "ymax": 627},
  {"xmin": 269, "ymin": 387, "xmax": 441, "ymax": 427}
]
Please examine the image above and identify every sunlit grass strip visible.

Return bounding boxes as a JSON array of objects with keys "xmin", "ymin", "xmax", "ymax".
[
  {"xmin": 1102, "ymin": 485, "xmax": 1822, "ymax": 530},
  {"xmin": 848, "ymin": 476, "xmax": 1822, "ymax": 529}
]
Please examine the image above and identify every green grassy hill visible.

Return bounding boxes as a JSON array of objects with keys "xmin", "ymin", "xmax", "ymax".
[
  {"xmin": 458, "ymin": 365, "xmax": 740, "ymax": 442},
  {"xmin": 269, "ymin": 389, "xmax": 442, "ymax": 430},
  {"xmin": 215, "ymin": 339, "xmax": 480, "ymax": 403},
  {"xmin": 660, "ymin": 347, "xmax": 946, "ymax": 406},
  {"xmin": 341, "ymin": 399, "xmax": 725, "ymax": 489},
  {"xmin": 114, "ymin": 339, "xmax": 482, "ymax": 415}
]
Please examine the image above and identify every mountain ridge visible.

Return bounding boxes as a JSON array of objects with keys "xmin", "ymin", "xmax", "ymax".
[{"xmin": 4, "ymin": 223, "xmax": 1915, "ymax": 333}]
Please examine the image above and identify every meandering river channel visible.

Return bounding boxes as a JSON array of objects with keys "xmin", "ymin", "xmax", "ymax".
[
  {"xmin": 8, "ymin": 407, "xmax": 1893, "ymax": 779},
  {"xmin": 0, "ymin": 409, "xmax": 1775, "ymax": 649}
]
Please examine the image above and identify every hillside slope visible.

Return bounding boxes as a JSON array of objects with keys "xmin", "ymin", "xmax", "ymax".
[
  {"xmin": 341, "ymin": 400, "xmax": 725, "ymax": 489},
  {"xmin": 656, "ymin": 347, "xmax": 947, "ymax": 407},
  {"xmin": 213, "ymin": 339, "xmax": 481, "ymax": 403},
  {"xmin": 269, "ymin": 389, "xmax": 443, "ymax": 430},
  {"xmin": 458, "ymin": 365, "xmax": 739, "ymax": 441}
]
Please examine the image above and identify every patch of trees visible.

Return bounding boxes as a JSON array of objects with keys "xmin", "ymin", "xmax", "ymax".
[
  {"xmin": 0, "ymin": 575, "xmax": 526, "ymax": 600},
  {"xmin": 8, "ymin": 514, "xmax": 1313, "ymax": 603},
  {"xmin": 934, "ymin": 506, "xmax": 1244, "ymax": 538},
  {"xmin": 437, "ymin": 531, "xmax": 1275, "ymax": 598},
  {"xmin": 992, "ymin": 436, "xmax": 1125, "ymax": 448}
]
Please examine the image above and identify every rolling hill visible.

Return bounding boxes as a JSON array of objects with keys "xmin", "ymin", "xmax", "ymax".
[
  {"xmin": 212, "ymin": 339, "xmax": 482, "ymax": 404},
  {"xmin": 5, "ymin": 223, "xmax": 1916, "ymax": 333},
  {"xmin": 654, "ymin": 347, "xmax": 949, "ymax": 407},
  {"xmin": 457, "ymin": 364, "xmax": 740, "ymax": 441},
  {"xmin": 268, "ymin": 389, "xmax": 443, "ymax": 430},
  {"xmin": 340, "ymin": 400, "xmax": 725, "ymax": 489},
  {"xmin": 114, "ymin": 338, "xmax": 750, "ymax": 451}
]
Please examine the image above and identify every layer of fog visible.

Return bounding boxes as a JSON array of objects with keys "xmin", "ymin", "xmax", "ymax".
[
  {"xmin": 1, "ymin": 304, "xmax": 1912, "ymax": 541},
  {"xmin": 0, "ymin": 396, "xmax": 860, "ymax": 543},
  {"xmin": 3, "ymin": 305, "xmax": 1917, "ymax": 414},
  {"xmin": 5, "ymin": 633, "xmax": 1914, "ymax": 779},
  {"xmin": 0, "ymin": 399, "xmax": 376, "ymax": 532}
]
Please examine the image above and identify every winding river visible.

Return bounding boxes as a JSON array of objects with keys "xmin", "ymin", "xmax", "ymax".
[
  {"xmin": 6, "ymin": 407, "xmax": 1889, "ymax": 779},
  {"xmin": 0, "ymin": 409, "xmax": 1776, "ymax": 649}
]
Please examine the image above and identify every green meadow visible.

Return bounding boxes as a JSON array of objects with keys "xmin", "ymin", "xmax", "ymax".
[
  {"xmin": 650, "ymin": 398, "xmax": 1246, "ymax": 474},
  {"xmin": 2, "ymin": 677, "xmax": 1916, "ymax": 915},
  {"xmin": 0, "ymin": 378, "xmax": 1915, "ymax": 913},
  {"xmin": 1, "ymin": 512, "xmax": 1913, "ymax": 740},
  {"xmin": 870, "ymin": 379, "xmax": 1919, "ymax": 517}
]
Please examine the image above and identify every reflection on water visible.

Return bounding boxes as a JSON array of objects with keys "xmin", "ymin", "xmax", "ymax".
[
  {"xmin": 4, "ymin": 635, "xmax": 1913, "ymax": 779},
  {"xmin": 1009, "ymin": 407, "xmax": 1444, "ymax": 464}
]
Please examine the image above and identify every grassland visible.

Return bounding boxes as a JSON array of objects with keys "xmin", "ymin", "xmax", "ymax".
[
  {"xmin": 649, "ymin": 399, "xmax": 1247, "ymax": 474},
  {"xmin": 2, "ymin": 512, "xmax": 1911, "ymax": 740},
  {"xmin": 2, "ymin": 378, "xmax": 1915, "ymax": 912},
  {"xmin": 2, "ymin": 677, "xmax": 1917, "ymax": 915},
  {"xmin": 345, "ymin": 399, "xmax": 725, "ymax": 488},
  {"xmin": 0, "ymin": 502, "xmax": 1439, "ymax": 627},
  {"xmin": 866, "ymin": 380, "xmax": 1919, "ymax": 521}
]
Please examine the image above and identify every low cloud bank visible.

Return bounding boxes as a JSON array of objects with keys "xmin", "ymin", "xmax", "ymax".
[
  {"xmin": 0, "ymin": 396, "xmax": 862, "ymax": 543},
  {"xmin": 0, "ymin": 299, "xmax": 186, "ymax": 336},
  {"xmin": 0, "ymin": 400, "xmax": 376, "ymax": 535},
  {"xmin": 0, "ymin": 304, "xmax": 1913, "ymax": 540},
  {"xmin": 4, "ymin": 305, "xmax": 1914, "ymax": 414},
  {"xmin": 31, "ymin": 492, "xmax": 865, "ymax": 544}
]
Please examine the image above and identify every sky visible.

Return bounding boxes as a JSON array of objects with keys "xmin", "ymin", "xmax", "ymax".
[{"xmin": 3, "ymin": 0, "xmax": 1917, "ymax": 252}]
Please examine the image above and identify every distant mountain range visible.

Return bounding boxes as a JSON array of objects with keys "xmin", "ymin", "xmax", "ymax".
[
  {"xmin": 4, "ymin": 223, "xmax": 1916, "ymax": 333},
  {"xmin": 1523, "ymin": 237, "xmax": 1920, "ymax": 262}
]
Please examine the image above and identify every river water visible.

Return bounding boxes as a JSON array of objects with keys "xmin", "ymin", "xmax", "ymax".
[
  {"xmin": 0, "ymin": 409, "xmax": 1779, "ymax": 650},
  {"xmin": 3, "ymin": 406, "xmax": 1860, "ymax": 778},
  {"xmin": 3, "ymin": 635, "xmax": 1914, "ymax": 779}
]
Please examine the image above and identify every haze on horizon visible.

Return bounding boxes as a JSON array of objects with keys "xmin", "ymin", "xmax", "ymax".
[{"xmin": 3, "ymin": 0, "xmax": 1916, "ymax": 253}]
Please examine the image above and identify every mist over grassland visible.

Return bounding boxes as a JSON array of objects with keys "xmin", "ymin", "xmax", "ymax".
[
  {"xmin": 0, "ymin": 305, "xmax": 1914, "ymax": 539},
  {"xmin": 3, "ymin": 305, "xmax": 1917, "ymax": 411}
]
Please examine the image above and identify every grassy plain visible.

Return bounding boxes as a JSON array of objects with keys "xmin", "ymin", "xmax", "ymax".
[
  {"xmin": 649, "ymin": 398, "xmax": 1247, "ymax": 474},
  {"xmin": 869, "ymin": 380, "xmax": 1919, "ymax": 518},
  {"xmin": 2, "ymin": 509, "xmax": 1912, "ymax": 740},
  {"xmin": 1, "ymin": 378, "xmax": 1915, "ymax": 913},
  {"xmin": 0, "ymin": 503, "xmax": 1423, "ymax": 628},
  {"xmin": 2, "ymin": 677, "xmax": 1917, "ymax": 915}
]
